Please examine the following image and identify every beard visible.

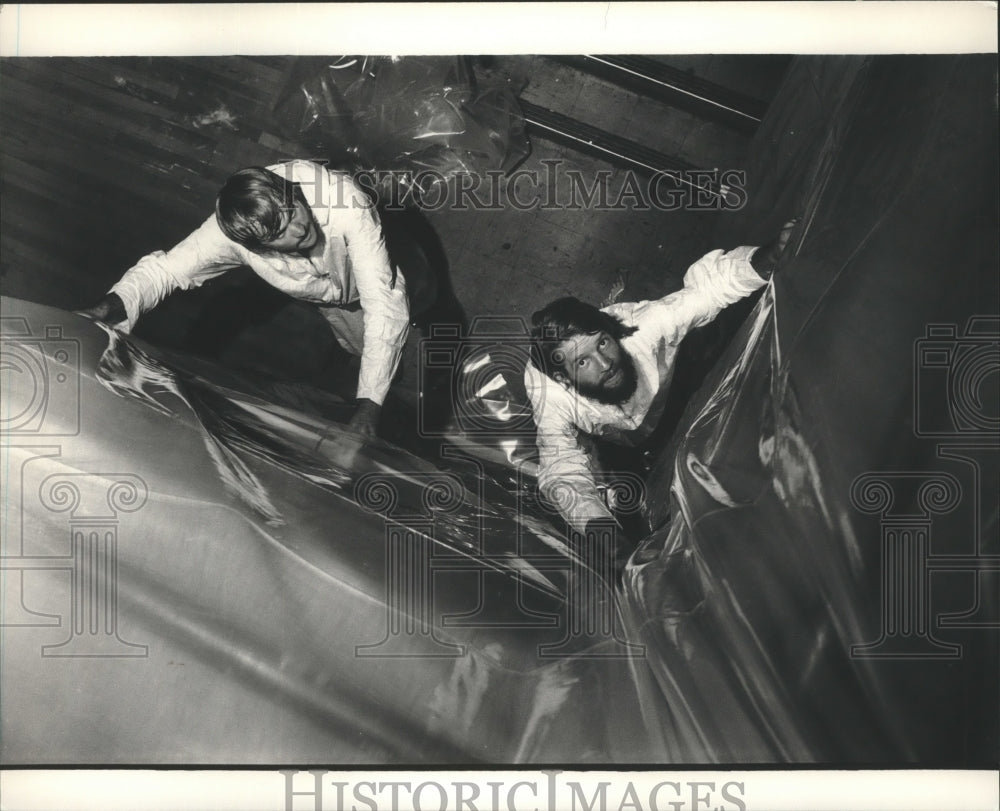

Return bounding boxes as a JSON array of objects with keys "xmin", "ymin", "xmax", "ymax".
[{"xmin": 575, "ymin": 349, "xmax": 639, "ymax": 406}]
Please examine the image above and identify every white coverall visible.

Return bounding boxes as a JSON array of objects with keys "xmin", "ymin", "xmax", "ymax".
[
  {"xmin": 110, "ymin": 160, "xmax": 410, "ymax": 406},
  {"xmin": 524, "ymin": 245, "xmax": 766, "ymax": 532}
]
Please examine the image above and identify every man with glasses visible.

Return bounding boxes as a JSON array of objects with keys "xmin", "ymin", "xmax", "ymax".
[{"xmin": 80, "ymin": 160, "xmax": 412, "ymax": 437}]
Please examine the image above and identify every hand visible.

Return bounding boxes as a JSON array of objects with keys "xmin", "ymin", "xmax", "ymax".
[
  {"xmin": 775, "ymin": 217, "xmax": 798, "ymax": 253},
  {"xmin": 751, "ymin": 218, "xmax": 799, "ymax": 279},
  {"xmin": 75, "ymin": 293, "xmax": 127, "ymax": 326},
  {"xmin": 315, "ymin": 400, "xmax": 381, "ymax": 471},
  {"xmin": 347, "ymin": 398, "xmax": 382, "ymax": 438}
]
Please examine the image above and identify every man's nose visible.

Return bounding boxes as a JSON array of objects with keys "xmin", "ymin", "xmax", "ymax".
[{"xmin": 595, "ymin": 353, "xmax": 611, "ymax": 372}]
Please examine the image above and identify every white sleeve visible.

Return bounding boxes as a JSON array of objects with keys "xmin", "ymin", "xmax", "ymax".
[
  {"xmin": 683, "ymin": 244, "xmax": 765, "ymax": 308},
  {"xmin": 339, "ymin": 179, "xmax": 410, "ymax": 405},
  {"xmin": 653, "ymin": 245, "xmax": 766, "ymax": 341},
  {"xmin": 109, "ymin": 216, "xmax": 242, "ymax": 332},
  {"xmin": 527, "ymin": 367, "xmax": 614, "ymax": 533}
]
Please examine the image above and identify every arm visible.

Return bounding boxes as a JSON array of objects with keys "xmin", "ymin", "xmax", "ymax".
[
  {"xmin": 338, "ymin": 178, "xmax": 411, "ymax": 417},
  {"xmin": 536, "ymin": 421, "xmax": 617, "ymax": 534},
  {"xmin": 659, "ymin": 219, "xmax": 799, "ymax": 335},
  {"xmin": 526, "ymin": 367, "xmax": 616, "ymax": 533},
  {"xmin": 107, "ymin": 216, "xmax": 243, "ymax": 331},
  {"xmin": 678, "ymin": 244, "xmax": 767, "ymax": 322},
  {"xmin": 629, "ymin": 243, "xmax": 768, "ymax": 347}
]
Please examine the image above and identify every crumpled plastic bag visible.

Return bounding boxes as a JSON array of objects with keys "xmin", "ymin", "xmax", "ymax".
[{"xmin": 272, "ymin": 56, "xmax": 530, "ymax": 207}]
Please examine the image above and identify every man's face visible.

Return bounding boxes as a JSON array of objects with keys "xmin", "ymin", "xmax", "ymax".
[
  {"xmin": 260, "ymin": 198, "xmax": 319, "ymax": 253},
  {"xmin": 552, "ymin": 331, "xmax": 638, "ymax": 405}
]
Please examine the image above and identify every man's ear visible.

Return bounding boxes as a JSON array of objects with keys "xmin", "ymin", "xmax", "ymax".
[{"xmin": 551, "ymin": 369, "xmax": 570, "ymax": 386}]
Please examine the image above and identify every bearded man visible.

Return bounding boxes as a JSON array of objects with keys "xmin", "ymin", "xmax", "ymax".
[{"xmin": 526, "ymin": 221, "xmax": 796, "ymax": 539}]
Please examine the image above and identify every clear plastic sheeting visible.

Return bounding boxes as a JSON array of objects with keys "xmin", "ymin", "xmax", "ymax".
[
  {"xmin": 2, "ymin": 55, "xmax": 996, "ymax": 767},
  {"xmin": 624, "ymin": 55, "xmax": 999, "ymax": 763},
  {"xmin": 1, "ymin": 298, "xmax": 651, "ymax": 765},
  {"xmin": 91, "ymin": 321, "xmax": 563, "ymax": 579},
  {"xmin": 272, "ymin": 56, "xmax": 530, "ymax": 206}
]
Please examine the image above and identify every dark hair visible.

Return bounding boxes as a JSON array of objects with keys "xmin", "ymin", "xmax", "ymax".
[
  {"xmin": 529, "ymin": 296, "xmax": 638, "ymax": 376},
  {"xmin": 215, "ymin": 167, "xmax": 304, "ymax": 251}
]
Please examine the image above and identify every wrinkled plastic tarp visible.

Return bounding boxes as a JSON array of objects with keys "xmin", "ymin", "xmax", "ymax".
[
  {"xmin": 2, "ymin": 55, "xmax": 996, "ymax": 767},
  {"xmin": 0, "ymin": 299, "xmax": 650, "ymax": 765},
  {"xmin": 272, "ymin": 56, "xmax": 530, "ymax": 206},
  {"xmin": 624, "ymin": 55, "xmax": 999, "ymax": 763}
]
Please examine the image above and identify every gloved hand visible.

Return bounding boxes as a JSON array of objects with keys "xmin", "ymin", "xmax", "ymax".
[
  {"xmin": 75, "ymin": 292, "xmax": 127, "ymax": 327},
  {"xmin": 347, "ymin": 398, "xmax": 382, "ymax": 438},
  {"xmin": 751, "ymin": 218, "xmax": 799, "ymax": 280}
]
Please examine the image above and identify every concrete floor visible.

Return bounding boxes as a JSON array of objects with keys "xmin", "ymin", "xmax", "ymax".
[
  {"xmin": 388, "ymin": 54, "xmax": 789, "ymax": 404},
  {"xmin": 432, "ymin": 54, "xmax": 789, "ymax": 322}
]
